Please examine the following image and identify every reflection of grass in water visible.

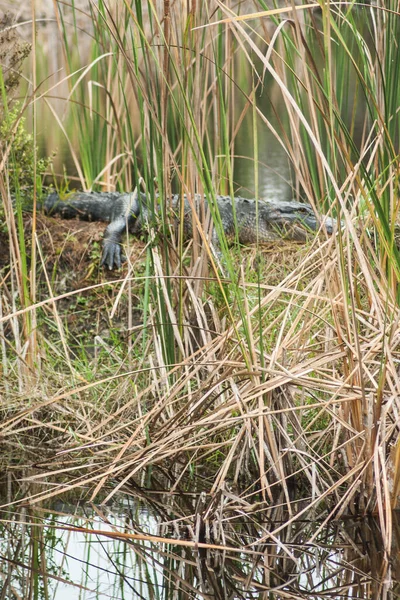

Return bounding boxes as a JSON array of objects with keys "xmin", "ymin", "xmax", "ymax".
[
  {"xmin": 1, "ymin": 4, "xmax": 400, "ymax": 596},
  {"xmin": 0, "ymin": 493, "xmax": 394, "ymax": 599}
]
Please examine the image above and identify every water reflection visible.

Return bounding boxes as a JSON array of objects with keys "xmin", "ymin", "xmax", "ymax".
[
  {"xmin": 234, "ymin": 113, "xmax": 292, "ymax": 203},
  {"xmin": 1, "ymin": 486, "xmax": 399, "ymax": 599}
]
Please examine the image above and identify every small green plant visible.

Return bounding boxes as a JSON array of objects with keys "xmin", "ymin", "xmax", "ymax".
[{"xmin": 0, "ymin": 103, "xmax": 52, "ymax": 198}]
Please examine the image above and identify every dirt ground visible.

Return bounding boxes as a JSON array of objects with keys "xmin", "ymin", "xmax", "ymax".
[
  {"xmin": 0, "ymin": 213, "xmax": 146, "ymax": 347},
  {"xmin": 1, "ymin": 214, "xmax": 103, "ymax": 273}
]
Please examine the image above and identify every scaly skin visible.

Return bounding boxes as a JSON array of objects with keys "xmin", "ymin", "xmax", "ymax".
[{"xmin": 44, "ymin": 191, "xmax": 335, "ymax": 270}]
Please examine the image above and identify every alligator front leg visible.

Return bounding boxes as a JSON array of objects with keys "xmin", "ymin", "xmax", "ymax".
[
  {"xmin": 100, "ymin": 189, "xmax": 144, "ymax": 269},
  {"xmin": 100, "ymin": 216, "xmax": 128, "ymax": 270}
]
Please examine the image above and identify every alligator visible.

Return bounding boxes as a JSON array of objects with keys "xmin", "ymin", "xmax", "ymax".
[{"xmin": 44, "ymin": 190, "xmax": 335, "ymax": 270}]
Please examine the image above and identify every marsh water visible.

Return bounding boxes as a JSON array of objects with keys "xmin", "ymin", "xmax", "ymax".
[{"xmin": 1, "ymin": 477, "xmax": 399, "ymax": 600}]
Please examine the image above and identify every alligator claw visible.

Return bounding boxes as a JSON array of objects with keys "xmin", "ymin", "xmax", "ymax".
[{"xmin": 101, "ymin": 242, "xmax": 126, "ymax": 270}]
